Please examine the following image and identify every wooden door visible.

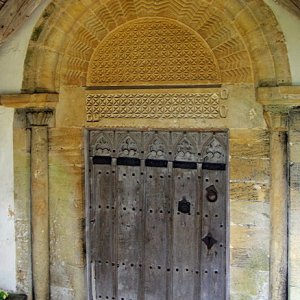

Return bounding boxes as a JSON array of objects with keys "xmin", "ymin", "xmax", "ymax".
[{"xmin": 86, "ymin": 130, "xmax": 228, "ymax": 300}]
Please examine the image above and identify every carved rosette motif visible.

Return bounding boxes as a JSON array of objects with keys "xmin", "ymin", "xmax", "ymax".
[
  {"xmin": 86, "ymin": 92, "xmax": 228, "ymax": 121},
  {"xmin": 87, "ymin": 18, "xmax": 220, "ymax": 85}
]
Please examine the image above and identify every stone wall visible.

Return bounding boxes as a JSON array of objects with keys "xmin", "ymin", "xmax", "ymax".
[
  {"xmin": 10, "ymin": 84, "xmax": 268, "ymax": 299},
  {"xmin": 289, "ymin": 110, "xmax": 300, "ymax": 298},
  {"xmin": 230, "ymin": 129, "xmax": 270, "ymax": 299},
  {"xmin": 1, "ymin": 1, "xmax": 300, "ymax": 299}
]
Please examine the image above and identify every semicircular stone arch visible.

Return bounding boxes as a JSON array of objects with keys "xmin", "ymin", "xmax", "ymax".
[{"xmin": 22, "ymin": 0, "xmax": 291, "ymax": 92}]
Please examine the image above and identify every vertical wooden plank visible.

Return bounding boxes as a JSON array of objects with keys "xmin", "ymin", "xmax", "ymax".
[
  {"xmin": 111, "ymin": 158, "xmax": 118, "ymax": 300},
  {"xmin": 87, "ymin": 154, "xmax": 95, "ymax": 300},
  {"xmin": 194, "ymin": 163, "xmax": 203, "ymax": 299},
  {"xmin": 172, "ymin": 167, "xmax": 199, "ymax": 300},
  {"xmin": 116, "ymin": 164, "xmax": 142, "ymax": 300},
  {"xmin": 200, "ymin": 168, "xmax": 227, "ymax": 300},
  {"xmin": 93, "ymin": 163, "xmax": 114, "ymax": 299},
  {"xmin": 89, "ymin": 160, "xmax": 97, "ymax": 298},
  {"xmin": 144, "ymin": 164, "xmax": 170, "ymax": 300}
]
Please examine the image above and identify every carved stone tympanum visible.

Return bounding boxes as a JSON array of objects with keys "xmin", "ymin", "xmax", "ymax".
[{"xmin": 88, "ymin": 18, "xmax": 220, "ymax": 86}]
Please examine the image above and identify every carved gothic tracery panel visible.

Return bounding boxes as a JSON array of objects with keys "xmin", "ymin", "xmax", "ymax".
[
  {"xmin": 89, "ymin": 130, "xmax": 228, "ymax": 164},
  {"xmin": 86, "ymin": 91, "xmax": 228, "ymax": 121},
  {"xmin": 87, "ymin": 18, "xmax": 220, "ymax": 86},
  {"xmin": 203, "ymin": 137, "xmax": 226, "ymax": 164}
]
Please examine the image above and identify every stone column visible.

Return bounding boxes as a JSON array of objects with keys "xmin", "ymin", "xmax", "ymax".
[
  {"xmin": 264, "ymin": 106, "xmax": 289, "ymax": 300},
  {"xmin": 26, "ymin": 109, "xmax": 53, "ymax": 300}
]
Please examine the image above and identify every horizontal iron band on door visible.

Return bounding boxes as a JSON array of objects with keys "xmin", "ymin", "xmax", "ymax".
[
  {"xmin": 117, "ymin": 157, "xmax": 141, "ymax": 166},
  {"xmin": 173, "ymin": 161, "xmax": 198, "ymax": 169},
  {"xmin": 145, "ymin": 159, "xmax": 168, "ymax": 168},
  {"xmin": 202, "ymin": 162, "xmax": 226, "ymax": 170},
  {"xmin": 92, "ymin": 156, "xmax": 226, "ymax": 170},
  {"xmin": 92, "ymin": 156, "xmax": 112, "ymax": 165}
]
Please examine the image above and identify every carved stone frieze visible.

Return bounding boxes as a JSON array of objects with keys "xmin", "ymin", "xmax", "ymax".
[
  {"xmin": 87, "ymin": 18, "xmax": 220, "ymax": 86},
  {"xmin": 86, "ymin": 91, "xmax": 228, "ymax": 121}
]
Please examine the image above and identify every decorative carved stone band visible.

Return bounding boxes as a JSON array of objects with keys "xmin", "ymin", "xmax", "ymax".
[{"xmin": 86, "ymin": 91, "xmax": 228, "ymax": 121}]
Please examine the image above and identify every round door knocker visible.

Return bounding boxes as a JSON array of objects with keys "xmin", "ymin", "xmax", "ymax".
[{"xmin": 206, "ymin": 185, "xmax": 218, "ymax": 202}]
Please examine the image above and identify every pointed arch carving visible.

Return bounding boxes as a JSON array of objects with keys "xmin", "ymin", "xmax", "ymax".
[
  {"xmin": 92, "ymin": 133, "xmax": 113, "ymax": 157},
  {"xmin": 175, "ymin": 135, "xmax": 197, "ymax": 162},
  {"xmin": 202, "ymin": 136, "xmax": 226, "ymax": 164},
  {"xmin": 146, "ymin": 136, "xmax": 167, "ymax": 160},
  {"xmin": 118, "ymin": 135, "xmax": 139, "ymax": 158}
]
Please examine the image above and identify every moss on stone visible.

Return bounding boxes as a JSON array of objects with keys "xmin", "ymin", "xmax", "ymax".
[{"xmin": 31, "ymin": 25, "xmax": 43, "ymax": 42}]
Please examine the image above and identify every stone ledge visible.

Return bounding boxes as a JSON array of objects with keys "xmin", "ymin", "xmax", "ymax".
[
  {"xmin": 257, "ymin": 86, "xmax": 300, "ymax": 107},
  {"xmin": 0, "ymin": 93, "xmax": 58, "ymax": 108}
]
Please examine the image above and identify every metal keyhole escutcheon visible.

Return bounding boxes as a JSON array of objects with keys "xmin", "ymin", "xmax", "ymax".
[
  {"xmin": 202, "ymin": 232, "xmax": 218, "ymax": 250},
  {"xmin": 178, "ymin": 197, "xmax": 191, "ymax": 214},
  {"xmin": 206, "ymin": 185, "xmax": 218, "ymax": 202}
]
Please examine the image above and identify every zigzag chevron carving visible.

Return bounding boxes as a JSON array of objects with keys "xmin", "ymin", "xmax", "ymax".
[{"xmin": 56, "ymin": 0, "xmax": 254, "ymax": 86}]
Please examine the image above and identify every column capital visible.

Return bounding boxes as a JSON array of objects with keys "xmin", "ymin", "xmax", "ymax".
[
  {"xmin": 263, "ymin": 105, "xmax": 289, "ymax": 132},
  {"xmin": 26, "ymin": 108, "xmax": 54, "ymax": 127}
]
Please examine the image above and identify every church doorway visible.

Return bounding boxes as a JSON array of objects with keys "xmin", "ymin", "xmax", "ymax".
[{"xmin": 86, "ymin": 130, "xmax": 228, "ymax": 300}]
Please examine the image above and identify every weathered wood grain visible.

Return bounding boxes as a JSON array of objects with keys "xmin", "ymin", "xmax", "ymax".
[
  {"xmin": 172, "ymin": 167, "xmax": 199, "ymax": 300},
  {"xmin": 88, "ymin": 130, "xmax": 228, "ymax": 299},
  {"xmin": 200, "ymin": 169, "xmax": 226, "ymax": 300}
]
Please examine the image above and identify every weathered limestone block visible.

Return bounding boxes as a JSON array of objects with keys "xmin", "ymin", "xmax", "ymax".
[
  {"xmin": 48, "ymin": 126, "xmax": 85, "ymax": 300},
  {"xmin": 230, "ymin": 267, "xmax": 269, "ymax": 300},
  {"xmin": 230, "ymin": 158, "xmax": 270, "ymax": 182},
  {"xmin": 49, "ymin": 127, "xmax": 84, "ymax": 167},
  {"xmin": 230, "ymin": 182, "xmax": 269, "ymax": 202},
  {"xmin": 231, "ymin": 201, "xmax": 270, "ymax": 228},
  {"xmin": 230, "ymin": 129, "xmax": 270, "ymax": 159},
  {"xmin": 231, "ymin": 247, "xmax": 269, "ymax": 271}
]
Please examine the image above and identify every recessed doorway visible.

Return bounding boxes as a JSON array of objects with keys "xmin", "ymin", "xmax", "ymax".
[{"xmin": 86, "ymin": 130, "xmax": 228, "ymax": 300}]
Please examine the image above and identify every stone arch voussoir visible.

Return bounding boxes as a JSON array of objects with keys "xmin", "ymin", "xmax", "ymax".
[{"xmin": 22, "ymin": 0, "xmax": 291, "ymax": 93}]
